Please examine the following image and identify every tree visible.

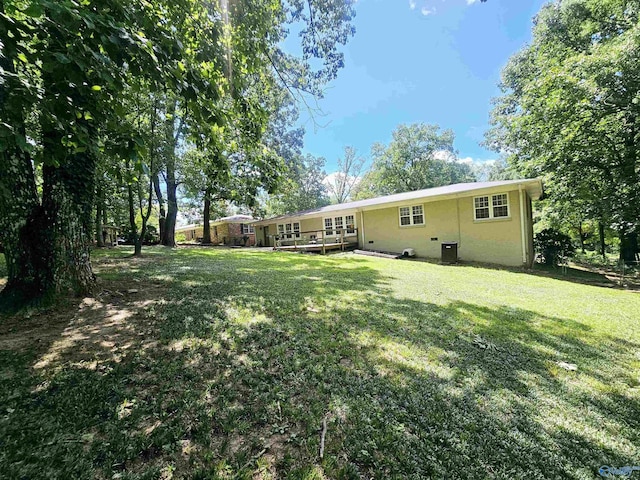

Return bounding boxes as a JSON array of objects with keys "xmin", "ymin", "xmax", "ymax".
[
  {"xmin": 267, "ymin": 154, "xmax": 330, "ymax": 215},
  {"xmin": 486, "ymin": 0, "xmax": 640, "ymax": 264},
  {"xmin": 0, "ymin": 0, "xmax": 356, "ymax": 303},
  {"xmin": 354, "ymin": 123, "xmax": 475, "ymax": 198},
  {"xmin": 325, "ymin": 146, "xmax": 366, "ymax": 203}
]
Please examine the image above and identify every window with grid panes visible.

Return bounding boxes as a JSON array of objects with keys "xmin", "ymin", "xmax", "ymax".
[
  {"xmin": 399, "ymin": 205, "xmax": 424, "ymax": 226},
  {"xmin": 474, "ymin": 193, "xmax": 509, "ymax": 220},
  {"xmin": 345, "ymin": 215, "xmax": 355, "ymax": 234}
]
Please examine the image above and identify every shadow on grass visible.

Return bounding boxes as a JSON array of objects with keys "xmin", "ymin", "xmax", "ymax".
[{"xmin": 1, "ymin": 248, "xmax": 639, "ymax": 479}]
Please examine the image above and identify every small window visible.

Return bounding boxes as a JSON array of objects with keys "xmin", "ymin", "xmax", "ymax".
[
  {"xmin": 324, "ymin": 218, "xmax": 333, "ymax": 236},
  {"xmin": 412, "ymin": 205, "xmax": 424, "ymax": 225},
  {"xmin": 277, "ymin": 224, "xmax": 284, "ymax": 236},
  {"xmin": 293, "ymin": 222, "xmax": 300, "ymax": 238},
  {"xmin": 399, "ymin": 205, "xmax": 424, "ymax": 226},
  {"xmin": 345, "ymin": 215, "xmax": 355, "ymax": 234},
  {"xmin": 492, "ymin": 194, "xmax": 509, "ymax": 218},
  {"xmin": 241, "ymin": 224, "xmax": 254, "ymax": 235},
  {"xmin": 474, "ymin": 193, "xmax": 510, "ymax": 220},
  {"xmin": 285, "ymin": 223, "xmax": 292, "ymax": 239},
  {"xmin": 335, "ymin": 216, "xmax": 344, "ymax": 234},
  {"xmin": 399, "ymin": 207, "xmax": 411, "ymax": 226},
  {"xmin": 474, "ymin": 196, "xmax": 490, "ymax": 219}
]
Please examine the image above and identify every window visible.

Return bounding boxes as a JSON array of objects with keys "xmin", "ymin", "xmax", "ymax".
[
  {"xmin": 277, "ymin": 222, "xmax": 300, "ymax": 239},
  {"xmin": 492, "ymin": 194, "xmax": 509, "ymax": 218},
  {"xmin": 324, "ymin": 218, "xmax": 333, "ymax": 236},
  {"xmin": 241, "ymin": 224, "xmax": 254, "ymax": 235},
  {"xmin": 474, "ymin": 196, "xmax": 490, "ymax": 219},
  {"xmin": 399, "ymin": 204, "xmax": 425, "ymax": 226},
  {"xmin": 412, "ymin": 205, "xmax": 424, "ymax": 225},
  {"xmin": 474, "ymin": 193, "xmax": 510, "ymax": 220},
  {"xmin": 323, "ymin": 215, "xmax": 356, "ymax": 236},
  {"xmin": 345, "ymin": 215, "xmax": 355, "ymax": 234}
]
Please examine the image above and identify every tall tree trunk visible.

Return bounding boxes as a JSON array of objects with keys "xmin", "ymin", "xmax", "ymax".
[
  {"xmin": 127, "ymin": 173, "xmax": 141, "ymax": 257},
  {"xmin": 36, "ymin": 146, "xmax": 97, "ymax": 296},
  {"xmin": 619, "ymin": 230, "xmax": 637, "ymax": 265},
  {"xmin": 1, "ymin": 17, "xmax": 94, "ymax": 300},
  {"xmin": 620, "ymin": 114, "xmax": 639, "ymax": 265},
  {"xmin": 599, "ymin": 221, "xmax": 606, "ymax": 260},
  {"xmin": 0, "ymin": 146, "xmax": 41, "ymax": 301},
  {"xmin": 202, "ymin": 189, "xmax": 212, "ymax": 244},
  {"xmin": 95, "ymin": 184, "xmax": 105, "ymax": 247},
  {"xmin": 153, "ymin": 173, "xmax": 166, "ymax": 241},
  {"xmin": 577, "ymin": 223, "xmax": 585, "ymax": 254},
  {"xmin": 0, "ymin": 0, "xmax": 42, "ymax": 303},
  {"xmin": 162, "ymin": 97, "xmax": 178, "ymax": 247}
]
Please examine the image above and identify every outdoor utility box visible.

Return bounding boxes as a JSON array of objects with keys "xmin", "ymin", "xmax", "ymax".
[{"xmin": 441, "ymin": 242, "xmax": 458, "ymax": 264}]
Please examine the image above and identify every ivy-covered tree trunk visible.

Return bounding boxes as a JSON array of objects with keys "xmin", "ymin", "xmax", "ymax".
[
  {"xmin": 0, "ymin": 148, "xmax": 42, "ymax": 301},
  {"xmin": 38, "ymin": 155, "xmax": 96, "ymax": 295},
  {"xmin": 0, "ymin": 5, "xmax": 49, "ymax": 301},
  {"xmin": 202, "ymin": 189, "xmax": 212, "ymax": 244}
]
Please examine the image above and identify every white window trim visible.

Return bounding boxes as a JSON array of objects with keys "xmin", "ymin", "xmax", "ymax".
[
  {"xmin": 277, "ymin": 222, "xmax": 300, "ymax": 239},
  {"xmin": 398, "ymin": 204, "xmax": 425, "ymax": 227},
  {"xmin": 241, "ymin": 224, "xmax": 255, "ymax": 235},
  {"xmin": 323, "ymin": 215, "xmax": 357, "ymax": 237},
  {"xmin": 473, "ymin": 193, "xmax": 511, "ymax": 221}
]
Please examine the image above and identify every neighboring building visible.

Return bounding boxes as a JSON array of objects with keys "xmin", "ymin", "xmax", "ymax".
[
  {"xmin": 176, "ymin": 215, "xmax": 256, "ymax": 246},
  {"xmin": 252, "ymin": 179, "xmax": 543, "ymax": 267}
]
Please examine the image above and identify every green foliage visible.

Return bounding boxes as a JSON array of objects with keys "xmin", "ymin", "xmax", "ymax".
[
  {"xmin": 266, "ymin": 153, "xmax": 330, "ymax": 215},
  {"xmin": 534, "ymin": 228, "xmax": 576, "ymax": 265},
  {"xmin": 486, "ymin": 0, "xmax": 640, "ymax": 262},
  {"xmin": 354, "ymin": 123, "xmax": 475, "ymax": 199}
]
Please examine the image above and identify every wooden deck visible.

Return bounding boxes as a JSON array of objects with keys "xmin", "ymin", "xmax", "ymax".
[
  {"xmin": 275, "ymin": 241, "xmax": 358, "ymax": 254},
  {"xmin": 269, "ymin": 227, "xmax": 359, "ymax": 254}
]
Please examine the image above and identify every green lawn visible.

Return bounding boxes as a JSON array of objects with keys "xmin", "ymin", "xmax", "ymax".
[{"xmin": 1, "ymin": 247, "xmax": 639, "ymax": 479}]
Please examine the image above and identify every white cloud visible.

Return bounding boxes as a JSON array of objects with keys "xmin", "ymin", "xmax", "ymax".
[
  {"xmin": 467, "ymin": 0, "xmax": 480, "ymax": 4},
  {"xmin": 421, "ymin": 6, "xmax": 435, "ymax": 15},
  {"xmin": 432, "ymin": 150, "xmax": 456, "ymax": 162},
  {"xmin": 409, "ymin": 0, "xmax": 416, "ymax": 10}
]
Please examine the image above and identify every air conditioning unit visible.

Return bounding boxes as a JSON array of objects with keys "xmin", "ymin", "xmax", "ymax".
[{"xmin": 402, "ymin": 248, "xmax": 416, "ymax": 258}]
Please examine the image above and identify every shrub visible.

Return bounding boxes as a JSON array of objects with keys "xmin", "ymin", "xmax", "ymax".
[{"xmin": 534, "ymin": 228, "xmax": 575, "ymax": 265}]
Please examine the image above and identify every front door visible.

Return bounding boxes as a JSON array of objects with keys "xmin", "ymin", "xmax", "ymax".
[{"xmin": 263, "ymin": 226, "xmax": 270, "ymax": 247}]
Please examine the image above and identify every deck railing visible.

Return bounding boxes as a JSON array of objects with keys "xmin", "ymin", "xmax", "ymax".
[{"xmin": 269, "ymin": 228, "xmax": 359, "ymax": 254}]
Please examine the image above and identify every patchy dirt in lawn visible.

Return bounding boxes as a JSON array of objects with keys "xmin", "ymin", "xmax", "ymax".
[{"xmin": 0, "ymin": 276, "xmax": 170, "ymax": 372}]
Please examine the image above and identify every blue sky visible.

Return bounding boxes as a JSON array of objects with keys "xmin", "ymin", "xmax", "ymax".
[{"xmin": 298, "ymin": 0, "xmax": 548, "ymax": 172}]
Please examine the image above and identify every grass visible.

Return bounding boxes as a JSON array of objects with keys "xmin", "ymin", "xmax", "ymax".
[{"xmin": 1, "ymin": 246, "xmax": 639, "ymax": 479}]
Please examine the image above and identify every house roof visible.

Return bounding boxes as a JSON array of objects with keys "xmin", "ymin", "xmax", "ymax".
[
  {"xmin": 253, "ymin": 178, "xmax": 543, "ymax": 225},
  {"xmin": 176, "ymin": 215, "xmax": 255, "ymax": 232},
  {"xmin": 215, "ymin": 214, "xmax": 255, "ymax": 223}
]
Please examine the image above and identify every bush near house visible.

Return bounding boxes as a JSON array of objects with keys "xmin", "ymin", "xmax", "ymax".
[{"xmin": 534, "ymin": 228, "xmax": 576, "ymax": 265}]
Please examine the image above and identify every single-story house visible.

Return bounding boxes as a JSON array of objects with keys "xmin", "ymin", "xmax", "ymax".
[
  {"xmin": 252, "ymin": 179, "xmax": 543, "ymax": 267},
  {"xmin": 176, "ymin": 214, "xmax": 256, "ymax": 246}
]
